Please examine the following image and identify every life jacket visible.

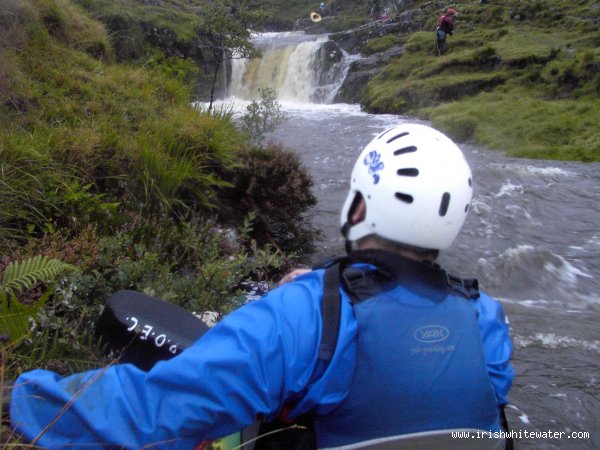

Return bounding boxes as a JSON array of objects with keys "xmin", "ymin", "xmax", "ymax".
[
  {"xmin": 313, "ymin": 251, "xmax": 500, "ymax": 447},
  {"xmin": 97, "ymin": 252, "xmax": 509, "ymax": 450},
  {"xmin": 437, "ymin": 14, "xmax": 454, "ymax": 33},
  {"xmin": 255, "ymin": 250, "xmax": 503, "ymax": 450}
]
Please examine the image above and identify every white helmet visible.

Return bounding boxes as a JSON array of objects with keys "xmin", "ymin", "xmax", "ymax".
[{"xmin": 340, "ymin": 123, "xmax": 472, "ymax": 250}]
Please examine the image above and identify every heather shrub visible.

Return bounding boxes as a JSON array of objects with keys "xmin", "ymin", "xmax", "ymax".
[{"xmin": 217, "ymin": 143, "xmax": 319, "ymax": 256}]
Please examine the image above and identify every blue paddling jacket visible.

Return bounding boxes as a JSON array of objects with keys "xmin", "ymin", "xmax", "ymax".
[{"xmin": 10, "ymin": 251, "xmax": 513, "ymax": 449}]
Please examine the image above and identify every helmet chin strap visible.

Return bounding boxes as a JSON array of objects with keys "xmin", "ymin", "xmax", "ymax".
[
  {"xmin": 341, "ymin": 222, "xmax": 353, "ymax": 254},
  {"xmin": 341, "ymin": 193, "xmax": 366, "ymax": 255}
]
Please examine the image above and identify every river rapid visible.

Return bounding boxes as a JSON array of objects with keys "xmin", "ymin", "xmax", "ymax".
[
  {"xmin": 262, "ymin": 102, "xmax": 600, "ymax": 449},
  {"xmin": 219, "ymin": 30, "xmax": 599, "ymax": 449}
]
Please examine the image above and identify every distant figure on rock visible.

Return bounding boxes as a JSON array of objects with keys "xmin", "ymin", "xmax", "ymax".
[
  {"xmin": 319, "ymin": 1, "xmax": 326, "ymax": 16},
  {"xmin": 379, "ymin": 7, "xmax": 391, "ymax": 21},
  {"xmin": 436, "ymin": 7, "xmax": 456, "ymax": 55}
]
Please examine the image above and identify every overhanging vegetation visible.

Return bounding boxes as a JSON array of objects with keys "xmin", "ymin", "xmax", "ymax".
[{"xmin": 0, "ymin": 0, "xmax": 317, "ymax": 411}]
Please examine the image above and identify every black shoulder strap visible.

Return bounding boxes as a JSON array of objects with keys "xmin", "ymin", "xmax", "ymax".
[
  {"xmin": 318, "ymin": 262, "xmax": 342, "ymax": 362},
  {"xmin": 316, "ymin": 258, "xmax": 383, "ymax": 364},
  {"xmin": 446, "ymin": 273, "xmax": 480, "ymax": 300},
  {"xmin": 315, "ymin": 251, "xmax": 480, "ymax": 363}
]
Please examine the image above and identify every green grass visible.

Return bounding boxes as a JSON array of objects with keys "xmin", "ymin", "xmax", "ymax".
[
  {"xmin": 0, "ymin": 0, "xmax": 247, "ymax": 243},
  {"xmin": 362, "ymin": 7, "xmax": 600, "ymax": 161},
  {"xmin": 429, "ymin": 92, "xmax": 600, "ymax": 161},
  {"xmin": 74, "ymin": 0, "xmax": 202, "ymax": 41},
  {"xmin": 0, "ymin": 1, "xmax": 316, "ymax": 409},
  {"xmin": 361, "ymin": 35, "xmax": 401, "ymax": 55}
]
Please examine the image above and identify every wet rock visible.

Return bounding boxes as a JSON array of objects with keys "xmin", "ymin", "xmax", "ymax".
[
  {"xmin": 335, "ymin": 67, "xmax": 376, "ymax": 103},
  {"xmin": 335, "ymin": 44, "xmax": 405, "ymax": 103},
  {"xmin": 334, "ymin": 66, "xmax": 383, "ymax": 104},
  {"xmin": 317, "ymin": 40, "xmax": 344, "ymax": 66},
  {"xmin": 327, "ymin": 6, "xmax": 431, "ymax": 103}
]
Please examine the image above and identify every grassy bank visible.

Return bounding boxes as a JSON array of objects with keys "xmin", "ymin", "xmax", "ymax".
[
  {"xmin": 39, "ymin": 0, "xmax": 599, "ymax": 161},
  {"xmin": 360, "ymin": 0, "xmax": 600, "ymax": 161},
  {"xmin": 0, "ymin": 0, "xmax": 317, "ymax": 395},
  {"xmin": 1, "ymin": 0, "xmax": 596, "ymax": 377}
]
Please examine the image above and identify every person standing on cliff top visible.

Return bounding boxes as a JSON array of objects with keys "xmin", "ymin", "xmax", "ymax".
[
  {"xmin": 318, "ymin": 1, "xmax": 326, "ymax": 16},
  {"xmin": 436, "ymin": 7, "xmax": 456, "ymax": 55}
]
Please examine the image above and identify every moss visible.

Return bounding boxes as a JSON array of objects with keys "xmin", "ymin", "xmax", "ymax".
[
  {"xmin": 362, "ymin": 3, "xmax": 600, "ymax": 160},
  {"xmin": 73, "ymin": 0, "xmax": 199, "ymax": 41},
  {"xmin": 361, "ymin": 35, "xmax": 400, "ymax": 55},
  {"xmin": 429, "ymin": 92, "xmax": 600, "ymax": 161},
  {"xmin": 1, "ymin": 0, "xmax": 246, "ymax": 240}
]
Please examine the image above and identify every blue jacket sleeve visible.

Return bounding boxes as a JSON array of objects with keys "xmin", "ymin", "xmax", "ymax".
[
  {"xmin": 475, "ymin": 292, "xmax": 514, "ymax": 405},
  {"xmin": 10, "ymin": 278, "xmax": 325, "ymax": 449}
]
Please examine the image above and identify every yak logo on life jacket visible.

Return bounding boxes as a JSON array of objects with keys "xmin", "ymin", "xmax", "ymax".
[{"xmin": 414, "ymin": 325, "xmax": 449, "ymax": 343}]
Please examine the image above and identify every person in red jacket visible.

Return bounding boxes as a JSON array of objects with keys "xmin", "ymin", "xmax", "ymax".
[{"xmin": 436, "ymin": 7, "xmax": 456, "ymax": 55}]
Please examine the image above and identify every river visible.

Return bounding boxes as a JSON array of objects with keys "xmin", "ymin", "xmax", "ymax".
[
  {"xmin": 266, "ymin": 103, "xmax": 600, "ymax": 450},
  {"xmin": 221, "ymin": 32, "xmax": 600, "ymax": 449}
]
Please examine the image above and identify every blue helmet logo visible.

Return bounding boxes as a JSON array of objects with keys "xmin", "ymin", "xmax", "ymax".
[{"xmin": 363, "ymin": 150, "xmax": 384, "ymax": 184}]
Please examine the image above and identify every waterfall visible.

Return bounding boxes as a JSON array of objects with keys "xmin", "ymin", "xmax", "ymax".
[{"xmin": 227, "ymin": 32, "xmax": 355, "ymax": 104}]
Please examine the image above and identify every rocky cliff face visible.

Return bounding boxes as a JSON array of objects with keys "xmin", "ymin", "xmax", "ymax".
[
  {"xmin": 334, "ymin": 44, "xmax": 405, "ymax": 103},
  {"xmin": 326, "ymin": 4, "xmax": 434, "ymax": 103},
  {"xmin": 76, "ymin": 0, "xmax": 440, "ymax": 105},
  {"xmin": 86, "ymin": 11, "xmax": 224, "ymax": 99}
]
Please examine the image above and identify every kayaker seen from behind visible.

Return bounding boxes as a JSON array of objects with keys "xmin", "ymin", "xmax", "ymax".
[{"xmin": 8, "ymin": 123, "xmax": 514, "ymax": 449}]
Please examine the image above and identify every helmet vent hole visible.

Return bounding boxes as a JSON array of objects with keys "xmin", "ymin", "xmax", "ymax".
[
  {"xmin": 397, "ymin": 168, "xmax": 419, "ymax": 177},
  {"xmin": 465, "ymin": 204, "xmax": 469, "ymax": 213},
  {"xmin": 395, "ymin": 192, "xmax": 413, "ymax": 204},
  {"xmin": 468, "ymin": 178, "xmax": 472, "ymax": 187},
  {"xmin": 394, "ymin": 145, "xmax": 417, "ymax": 156},
  {"xmin": 386, "ymin": 132, "xmax": 410, "ymax": 143},
  {"xmin": 439, "ymin": 192, "xmax": 451, "ymax": 216}
]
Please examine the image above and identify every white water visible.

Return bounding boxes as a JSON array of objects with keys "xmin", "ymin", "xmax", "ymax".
[
  {"xmin": 263, "ymin": 105, "xmax": 600, "ymax": 450},
  {"xmin": 227, "ymin": 32, "xmax": 356, "ymax": 103},
  {"xmin": 208, "ymin": 32, "xmax": 600, "ymax": 449}
]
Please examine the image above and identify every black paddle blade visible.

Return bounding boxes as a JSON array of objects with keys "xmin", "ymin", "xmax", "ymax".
[{"xmin": 95, "ymin": 290, "xmax": 210, "ymax": 371}]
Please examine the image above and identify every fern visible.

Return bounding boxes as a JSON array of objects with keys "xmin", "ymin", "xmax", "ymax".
[
  {"xmin": 0, "ymin": 289, "xmax": 52, "ymax": 343},
  {"xmin": 0, "ymin": 256, "xmax": 74, "ymax": 343},
  {"xmin": 0, "ymin": 255, "xmax": 74, "ymax": 295},
  {"xmin": 27, "ymin": 330, "xmax": 106, "ymax": 373}
]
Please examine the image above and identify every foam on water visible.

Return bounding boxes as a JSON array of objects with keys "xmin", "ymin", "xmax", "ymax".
[
  {"xmin": 526, "ymin": 165, "xmax": 575, "ymax": 177},
  {"xmin": 514, "ymin": 333, "xmax": 600, "ymax": 353},
  {"xmin": 585, "ymin": 234, "xmax": 600, "ymax": 250},
  {"xmin": 495, "ymin": 180, "xmax": 524, "ymax": 198},
  {"xmin": 489, "ymin": 163, "xmax": 576, "ymax": 178},
  {"xmin": 499, "ymin": 297, "xmax": 551, "ymax": 309},
  {"xmin": 470, "ymin": 197, "xmax": 493, "ymax": 215},
  {"xmin": 477, "ymin": 245, "xmax": 592, "ymax": 305},
  {"xmin": 249, "ymin": 31, "xmax": 324, "ymax": 49},
  {"xmin": 194, "ymin": 98, "xmax": 381, "ymax": 118},
  {"xmin": 544, "ymin": 258, "xmax": 592, "ymax": 282},
  {"xmin": 274, "ymin": 101, "xmax": 368, "ymax": 116},
  {"xmin": 519, "ymin": 413, "xmax": 530, "ymax": 425},
  {"xmin": 479, "ymin": 245, "xmax": 590, "ymax": 281}
]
